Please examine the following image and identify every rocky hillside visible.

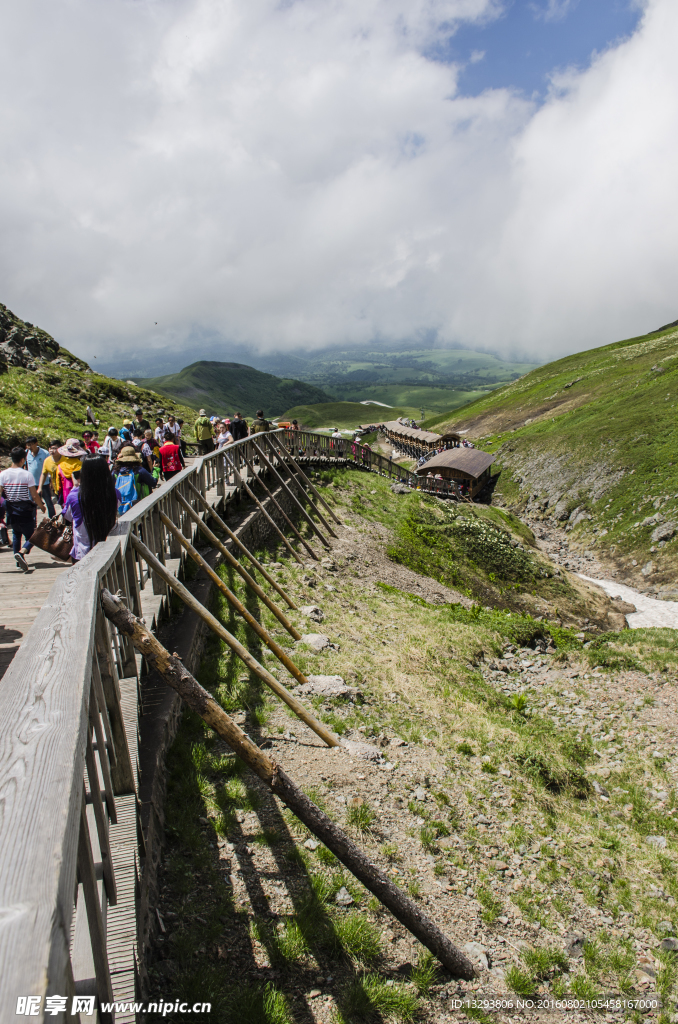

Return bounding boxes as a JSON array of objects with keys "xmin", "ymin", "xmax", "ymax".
[
  {"xmin": 427, "ymin": 323, "xmax": 678, "ymax": 596},
  {"xmin": 0, "ymin": 303, "xmax": 195, "ymax": 449},
  {"xmin": 136, "ymin": 361, "xmax": 332, "ymax": 418}
]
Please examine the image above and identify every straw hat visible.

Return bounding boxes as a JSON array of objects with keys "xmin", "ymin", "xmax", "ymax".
[
  {"xmin": 123, "ymin": 419, "xmax": 133, "ymax": 427},
  {"xmin": 58, "ymin": 438, "xmax": 87, "ymax": 458},
  {"xmin": 116, "ymin": 446, "xmax": 142, "ymax": 464},
  {"xmin": 199, "ymin": 408, "xmax": 206, "ymax": 416}
]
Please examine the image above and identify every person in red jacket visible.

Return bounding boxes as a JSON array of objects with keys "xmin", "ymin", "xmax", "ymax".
[{"xmin": 158, "ymin": 430, "xmax": 185, "ymax": 480}]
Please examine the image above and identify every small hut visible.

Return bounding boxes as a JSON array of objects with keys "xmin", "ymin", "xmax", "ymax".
[{"xmin": 415, "ymin": 448, "xmax": 495, "ymax": 498}]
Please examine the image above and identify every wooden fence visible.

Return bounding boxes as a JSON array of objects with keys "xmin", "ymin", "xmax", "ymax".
[{"xmin": 0, "ymin": 429, "xmax": 458, "ymax": 1022}]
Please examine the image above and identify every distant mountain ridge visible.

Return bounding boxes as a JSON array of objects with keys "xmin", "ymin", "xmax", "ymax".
[{"xmin": 136, "ymin": 360, "xmax": 331, "ymax": 417}]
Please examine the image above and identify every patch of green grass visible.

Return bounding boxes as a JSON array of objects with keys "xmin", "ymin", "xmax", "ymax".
[
  {"xmin": 522, "ymin": 945, "xmax": 568, "ymax": 979},
  {"xmin": 251, "ymin": 919, "xmax": 310, "ymax": 967},
  {"xmin": 505, "ymin": 966, "xmax": 535, "ymax": 996},
  {"xmin": 411, "ymin": 950, "xmax": 437, "ymax": 995},
  {"xmin": 332, "ymin": 913, "xmax": 383, "ymax": 964},
  {"xmin": 337, "ymin": 974, "xmax": 419, "ymax": 1023},
  {"xmin": 346, "ymin": 802, "xmax": 376, "ymax": 833},
  {"xmin": 457, "ymin": 742, "xmax": 475, "ymax": 756},
  {"xmin": 477, "ymin": 886, "xmax": 504, "ymax": 924}
]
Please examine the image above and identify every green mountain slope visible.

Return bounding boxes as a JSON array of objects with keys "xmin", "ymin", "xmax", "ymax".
[
  {"xmin": 427, "ymin": 323, "xmax": 678, "ymax": 590},
  {"xmin": 0, "ymin": 303, "xmax": 196, "ymax": 449},
  {"xmin": 136, "ymin": 361, "xmax": 331, "ymax": 417}
]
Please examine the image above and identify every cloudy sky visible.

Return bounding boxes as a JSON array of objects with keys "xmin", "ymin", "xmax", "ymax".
[{"xmin": 1, "ymin": 0, "xmax": 675, "ymax": 368}]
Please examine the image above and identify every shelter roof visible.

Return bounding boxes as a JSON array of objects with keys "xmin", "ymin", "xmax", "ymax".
[
  {"xmin": 382, "ymin": 420, "xmax": 456, "ymax": 444},
  {"xmin": 415, "ymin": 448, "xmax": 496, "ymax": 478}
]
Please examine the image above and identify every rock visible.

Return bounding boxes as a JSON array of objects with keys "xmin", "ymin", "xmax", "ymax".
[
  {"xmin": 610, "ymin": 598, "xmax": 636, "ymax": 614},
  {"xmin": 304, "ymin": 839, "xmax": 320, "ymax": 851},
  {"xmin": 660, "ymin": 938, "xmax": 678, "ymax": 951},
  {"xmin": 659, "ymin": 586, "xmax": 678, "ymax": 601},
  {"xmin": 565, "ymin": 933, "xmax": 585, "ymax": 958},
  {"xmin": 413, "ymin": 787, "xmax": 427, "ymax": 801},
  {"xmin": 463, "ymin": 941, "xmax": 489, "ymax": 970},
  {"xmin": 320, "ymin": 558, "xmax": 337, "ymax": 570},
  {"xmin": 390, "ymin": 737, "xmax": 406, "ymax": 748},
  {"xmin": 553, "ymin": 497, "xmax": 572, "ymax": 521},
  {"xmin": 341, "ymin": 738, "xmax": 383, "ymax": 762},
  {"xmin": 301, "ymin": 605, "xmax": 324, "ymax": 623},
  {"xmin": 475, "ymin": 814, "xmax": 492, "ymax": 825},
  {"xmin": 335, "ymin": 886, "xmax": 354, "ymax": 906},
  {"xmin": 297, "ymin": 675, "xmax": 349, "ymax": 698},
  {"xmin": 391, "ymin": 483, "xmax": 410, "ymax": 494},
  {"xmin": 0, "ymin": 302, "xmax": 68, "ymax": 371},
  {"xmin": 297, "ymin": 633, "xmax": 331, "ymax": 652},
  {"xmin": 646, "ymin": 835, "xmax": 667, "ymax": 849},
  {"xmin": 651, "ymin": 522, "xmax": 676, "ymax": 544},
  {"xmin": 641, "ymin": 561, "xmax": 656, "ymax": 577}
]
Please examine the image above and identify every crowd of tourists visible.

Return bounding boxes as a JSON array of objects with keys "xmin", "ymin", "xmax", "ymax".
[{"xmin": 0, "ymin": 406, "xmax": 272, "ymax": 573}]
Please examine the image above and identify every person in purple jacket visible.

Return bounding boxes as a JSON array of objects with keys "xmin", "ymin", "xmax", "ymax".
[{"xmin": 62, "ymin": 455, "xmax": 118, "ymax": 562}]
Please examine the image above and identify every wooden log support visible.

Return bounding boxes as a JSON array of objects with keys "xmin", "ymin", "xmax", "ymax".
[
  {"xmin": 126, "ymin": 539, "xmax": 338, "ymax": 747},
  {"xmin": 250, "ymin": 440, "xmax": 331, "ymax": 550},
  {"xmin": 100, "ymin": 589, "xmax": 475, "ymax": 980},
  {"xmin": 175, "ymin": 491, "xmax": 302, "ymax": 641},
  {"xmin": 269, "ymin": 434, "xmax": 342, "ymax": 526},
  {"xmin": 240, "ymin": 452, "xmax": 319, "ymax": 561},
  {"xmin": 185, "ymin": 479, "xmax": 298, "ymax": 609},
  {"xmin": 235, "ymin": 470, "xmax": 305, "ymax": 566},
  {"xmin": 158, "ymin": 510, "xmax": 312, "ymax": 691},
  {"xmin": 263, "ymin": 436, "xmax": 338, "ymax": 539}
]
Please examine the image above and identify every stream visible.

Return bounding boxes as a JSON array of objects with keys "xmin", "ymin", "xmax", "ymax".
[{"xmin": 579, "ymin": 574, "xmax": 678, "ymax": 630}]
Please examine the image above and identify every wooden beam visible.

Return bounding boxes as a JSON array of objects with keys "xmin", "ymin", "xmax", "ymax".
[
  {"xmin": 175, "ymin": 491, "xmax": 302, "ymax": 641},
  {"xmin": 127, "ymin": 536, "xmax": 338, "ymax": 747},
  {"xmin": 158, "ymin": 510, "xmax": 312, "ymax": 692},
  {"xmin": 100, "ymin": 589, "xmax": 475, "ymax": 981},
  {"xmin": 239, "ymin": 452, "xmax": 318, "ymax": 561},
  {"xmin": 250, "ymin": 440, "xmax": 331, "ymax": 550},
  {"xmin": 185, "ymin": 479, "xmax": 297, "ymax": 609}
]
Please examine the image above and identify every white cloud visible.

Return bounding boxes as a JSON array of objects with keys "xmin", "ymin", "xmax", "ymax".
[
  {"xmin": 531, "ymin": 0, "xmax": 578, "ymax": 24},
  {"xmin": 0, "ymin": 0, "xmax": 674, "ymax": 365}
]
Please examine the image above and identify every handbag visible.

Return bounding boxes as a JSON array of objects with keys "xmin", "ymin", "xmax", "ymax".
[{"xmin": 29, "ymin": 514, "xmax": 74, "ymax": 561}]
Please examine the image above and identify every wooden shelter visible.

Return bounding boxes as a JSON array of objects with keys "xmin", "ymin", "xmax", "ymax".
[
  {"xmin": 382, "ymin": 420, "xmax": 461, "ymax": 459},
  {"xmin": 415, "ymin": 448, "xmax": 496, "ymax": 497}
]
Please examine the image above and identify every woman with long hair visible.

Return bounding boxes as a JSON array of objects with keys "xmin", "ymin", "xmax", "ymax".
[{"xmin": 75, "ymin": 455, "xmax": 118, "ymax": 556}]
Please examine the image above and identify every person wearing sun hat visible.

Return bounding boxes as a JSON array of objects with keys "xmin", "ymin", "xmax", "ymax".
[
  {"xmin": 113, "ymin": 445, "xmax": 157, "ymax": 514},
  {"xmin": 56, "ymin": 438, "xmax": 87, "ymax": 503}
]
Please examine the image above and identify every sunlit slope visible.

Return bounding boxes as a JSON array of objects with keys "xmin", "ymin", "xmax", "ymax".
[{"xmin": 427, "ymin": 324, "xmax": 678, "ymax": 587}]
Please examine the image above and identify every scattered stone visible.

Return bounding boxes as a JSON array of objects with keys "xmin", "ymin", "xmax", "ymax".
[
  {"xmin": 341, "ymin": 738, "xmax": 383, "ymax": 762},
  {"xmin": 391, "ymin": 483, "xmax": 410, "ymax": 494},
  {"xmin": 335, "ymin": 886, "xmax": 354, "ymax": 906},
  {"xmin": 296, "ymin": 633, "xmax": 331, "ymax": 652},
  {"xmin": 463, "ymin": 941, "xmax": 489, "ymax": 970},
  {"xmin": 308, "ymin": 989, "xmax": 322, "ymax": 998},
  {"xmin": 475, "ymin": 814, "xmax": 491, "ymax": 825},
  {"xmin": 413, "ymin": 787, "xmax": 427, "ymax": 801},
  {"xmin": 565, "ymin": 934, "xmax": 585, "ymax": 959},
  {"xmin": 301, "ymin": 605, "xmax": 324, "ymax": 623},
  {"xmin": 304, "ymin": 839, "xmax": 320, "ymax": 851},
  {"xmin": 645, "ymin": 835, "xmax": 667, "ymax": 848},
  {"xmin": 641, "ymin": 560, "xmax": 656, "ymax": 577},
  {"xmin": 660, "ymin": 938, "xmax": 678, "ymax": 952},
  {"xmin": 390, "ymin": 737, "xmax": 406, "ymax": 748},
  {"xmin": 651, "ymin": 522, "xmax": 676, "ymax": 544},
  {"xmin": 297, "ymin": 675, "xmax": 349, "ymax": 697}
]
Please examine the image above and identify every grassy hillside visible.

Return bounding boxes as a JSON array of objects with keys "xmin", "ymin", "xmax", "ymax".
[
  {"xmin": 0, "ymin": 363, "xmax": 196, "ymax": 450},
  {"xmin": 427, "ymin": 323, "xmax": 678, "ymax": 589},
  {"xmin": 279, "ymin": 401, "xmax": 409, "ymax": 430},
  {"xmin": 137, "ymin": 361, "xmax": 331, "ymax": 418},
  {"xmin": 0, "ymin": 303, "xmax": 196, "ymax": 450}
]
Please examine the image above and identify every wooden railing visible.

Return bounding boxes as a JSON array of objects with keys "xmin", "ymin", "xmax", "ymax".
[{"xmin": 0, "ymin": 428, "xmax": 460, "ymax": 1022}]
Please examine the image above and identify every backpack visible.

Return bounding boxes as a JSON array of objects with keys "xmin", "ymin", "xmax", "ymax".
[
  {"xmin": 116, "ymin": 471, "xmax": 138, "ymax": 515},
  {"xmin": 250, "ymin": 417, "xmax": 269, "ymax": 434}
]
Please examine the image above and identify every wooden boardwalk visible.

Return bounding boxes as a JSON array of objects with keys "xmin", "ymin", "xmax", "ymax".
[{"xmin": 0, "ymin": 543, "xmax": 69, "ymax": 682}]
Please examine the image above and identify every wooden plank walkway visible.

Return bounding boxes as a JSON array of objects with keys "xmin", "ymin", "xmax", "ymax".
[{"xmin": 0, "ymin": 544, "xmax": 69, "ymax": 682}]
